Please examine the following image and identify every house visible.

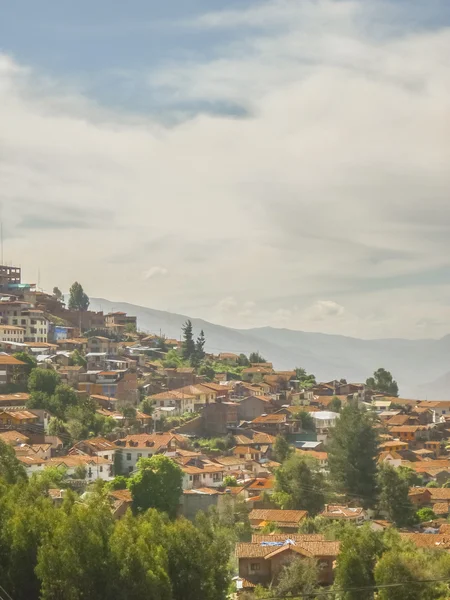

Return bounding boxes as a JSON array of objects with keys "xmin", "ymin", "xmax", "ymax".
[
  {"xmin": 105, "ymin": 311, "xmax": 137, "ymax": 332},
  {"xmin": 311, "ymin": 411, "xmax": 339, "ymax": 443},
  {"xmin": 214, "ymin": 456, "xmax": 248, "ymax": 472},
  {"xmin": 57, "ymin": 338, "xmax": 88, "ymax": 352},
  {"xmin": 0, "ymin": 325, "xmax": 25, "ymax": 343},
  {"xmin": 69, "ymin": 437, "xmax": 117, "ymax": 462},
  {"xmin": 320, "ymin": 505, "xmax": 366, "ymax": 523},
  {"xmin": 109, "ymin": 489, "xmax": 133, "ymax": 519},
  {"xmin": 384, "ymin": 415, "xmax": 419, "ymax": 427},
  {"xmin": 250, "ymin": 413, "xmax": 291, "ymax": 435},
  {"xmin": 237, "ymin": 395, "xmax": 276, "ymax": 421},
  {"xmin": 15, "ymin": 443, "xmax": 52, "ymax": 460},
  {"xmin": 114, "ymin": 433, "xmax": 188, "ymax": 473},
  {"xmin": 246, "ymin": 477, "xmax": 275, "ymax": 497},
  {"xmin": 150, "ymin": 390, "xmax": 197, "ymax": 415},
  {"xmin": 297, "ymin": 450, "xmax": 328, "ymax": 470},
  {"xmin": 0, "ymin": 409, "xmax": 39, "ymax": 427},
  {"xmin": 379, "ymin": 440, "xmax": 408, "ymax": 453},
  {"xmin": 87, "ymin": 336, "xmax": 118, "ymax": 356},
  {"xmin": 218, "ymin": 353, "xmax": 240, "ymax": 365},
  {"xmin": 79, "ymin": 369, "xmax": 139, "ymax": 405},
  {"xmin": 388, "ymin": 426, "xmax": 427, "ymax": 443},
  {"xmin": 0, "ymin": 392, "xmax": 29, "ymax": 408},
  {"xmin": 232, "ymin": 445, "xmax": 264, "ymax": 461},
  {"xmin": 248, "ymin": 509, "xmax": 308, "ymax": 532},
  {"xmin": 180, "ymin": 463, "xmax": 225, "ymax": 489},
  {"xmin": 377, "ymin": 451, "xmax": 402, "ymax": 468},
  {"xmin": 0, "ymin": 354, "xmax": 27, "ymax": 388},
  {"xmin": 0, "ymin": 430, "xmax": 30, "ymax": 446},
  {"xmin": 400, "ymin": 533, "xmax": 450, "ymax": 550},
  {"xmin": 202, "ymin": 401, "xmax": 238, "ymax": 435},
  {"xmin": 236, "ymin": 534, "xmax": 339, "ymax": 591},
  {"xmin": 242, "ymin": 366, "xmax": 273, "ymax": 382},
  {"xmin": 18, "ymin": 454, "xmax": 114, "ymax": 481}
]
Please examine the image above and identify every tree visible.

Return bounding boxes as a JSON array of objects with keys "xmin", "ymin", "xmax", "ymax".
[
  {"xmin": 71, "ymin": 350, "xmax": 87, "ymax": 368},
  {"xmin": 0, "ymin": 439, "xmax": 27, "ymax": 484},
  {"xmin": 181, "ymin": 320, "xmax": 195, "ymax": 361},
  {"xmin": 273, "ymin": 556, "xmax": 319, "ymax": 598},
  {"xmin": 297, "ymin": 410, "xmax": 316, "ymax": 432},
  {"xmin": 198, "ymin": 364, "xmax": 215, "ymax": 381},
  {"xmin": 139, "ymin": 398, "xmax": 154, "ymax": 416},
  {"xmin": 366, "ymin": 368, "xmax": 399, "ymax": 397},
  {"xmin": 13, "ymin": 352, "xmax": 37, "ymax": 376},
  {"xmin": 28, "ymin": 368, "xmax": 60, "ymax": 395},
  {"xmin": 107, "ymin": 476, "xmax": 128, "ymax": 491},
  {"xmin": 334, "ymin": 524, "xmax": 385, "ymax": 600},
  {"xmin": 50, "ymin": 384, "xmax": 79, "ymax": 419},
  {"xmin": 223, "ymin": 475, "xmax": 238, "ymax": 487},
  {"xmin": 328, "ymin": 402, "xmax": 379, "ymax": 508},
  {"xmin": 273, "ymin": 434, "xmax": 293, "ymax": 463},
  {"xmin": 68, "ymin": 281, "xmax": 90, "ymax": 311},
  {"xmin": 377, "ymin": 463, "xmax": 415, "ymax": 527},
  {"xmin": 328, "ymin": 396, "xmax": 342, "ymax": 413},
  {"xmin": 195, "ymin": 330, "xmax": 206, "ymax": 362},
  {"xmin": 128, "ymin": 455, "xmax": 183, "ymax": 518},
  {"xmin": 249, "ymin": 352, "xmax": 266, "ymax": 363},
  {"xmin": 73, "ymin": 464, "xmax": 87, "ymax": 480},
  {"xmin": 52, "ymin": 286, "xmax": 63, "ymax": 301},
  {"xmin": 48, "ymin": 417, "xmax": 66, "ymax": 436},
  {"xmin": 273, "ymin": 454, "xmax": 326, "ymax": 515},
  {"xmin": 416, "ymin": 507, "xmax": 436, "ymax": 522},
  {"xmin": 295, "ymin": 367, "xmax": 317, "ymax": 388},
  {"xmin": 238, "ymin": 354, "xmax": 250, "ymax": 367}
]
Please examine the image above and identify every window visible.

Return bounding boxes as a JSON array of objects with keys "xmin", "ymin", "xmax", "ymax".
[
  {"xmin": 189, "ymin": 476, "xmax": 193, "ymax": 481},
  {"xmin": 126, "ymin": 453, "xmax": 132, "ymax": 461},
  {"xmin": 137, "ymin": 453, "xmax": 142, "ymax": 459},
  {"xmin": 104, "ymin": 455, "xmax": 108, "ymax": 460},
  {"xmin": 250, "ymin": 563, "xmax": 260, "ymax": 572},
  {"xmin": 99, "ymin": 466, "xmax": 103, "ymax": 472}
]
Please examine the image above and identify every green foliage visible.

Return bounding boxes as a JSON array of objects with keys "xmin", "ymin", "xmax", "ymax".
[
  {"xmin": 297, "ymin": 410, "xmax": 316, "ymax": 432},
  {"xmin": 128, "ymin": 455, "xmax": 183, "ymax": 518},
  {"xmin": 238, "ymin": 353, "xmax": 250, "ymax": 367},
  {"xmin": 48, "ymin": 416, "xmax": 66, "ymax": 436},
  {"xmin": 223, "ymin": 475, "xmax": 238, "ymax": 487},
  {"xmin": 68, "ymin": 281, "xmax": 90, "ymax": 311},
  {"xmin": 52, "ymin": 286, "xmax": 63, "ymax": 300},
  {"xmin": 416, "ymin": 507, "xmax": 437, "ymax": 522},
  {"xmin": 249, "ymin": 351, "xmax": 266, "ymax": 363},
  {"xmin": 72, "ymin": 464, "xmax": 87, "ymax": 480},
  {"xmin": 377, "ymin": 463, "xmax": 415, "ymax": 527},
  {"xmin": 366, "ymin": 368, "xmax": 399, "ymax": 397},
  {"xmin": 107, "ymin": 476, "xmax": 128, "ymax": 491},
  {"xmin": 334, "ymin": 524, "xmax": 385, "ymax": 600},
  {"xmin": 162, "ymin": 349, "xmax": 184, "ymax": 368},
  {"xmin": 0, "ymin": 439, "xmax": 27, "ymax": 484},
  {"xmin": 274, "ymin": 454, "xmax": 326, "ymax": 515},
  {"xmin": 328, "ymin": 396, "xmax": 343, "ymax": 412},
  {"xmin": 181, "ymin": 320, "xmax": 195, "ymax": 361},
  {"xmin": 28, "ymin": 368, "xmax": 61, "ymax": 395},
  {"xmin": 426, "ymin": 480, "xmax": 439, "ymax": 488},
  {"xmin": 298, "ymin": 515, "xmax": 329, "ymax": 534},
  {"xmin": 295, "ymin": 367, "xmax": 317, "ymax": 388},
  {"xmin": 139, "ymin": 397, "xmax": 154, "ymax": 415},
  {"xmin": 192, "ymin": 329, "xmax": 206, "ymax": 366},
  {"xmin": 13, "ymin": 352, "xmax": 37, "ymax": 376},
  {"xmin": 328, "ymin": 402, "xmax": 379, "ymax": 508},
  {"xmin": 274, "ymin": 556, "xmax": 319, "ymax": 598},
  {"xmin": 397, "ymin": 466, "xmax": 423, "ymax": 487},
  {"xmin": 198, "ymin": 364, "xmax": 216, "ymax": 381},
  {"xmin": 70, "ymin": 350, "xmax": 87, "ymax": 368},
  {"xmin": 273, "ymin": 434, "xmax": 293, "ymax": 463},
  {"xmin": 260, "ymin": 521, "xmax": 281, "ymax": 534}
]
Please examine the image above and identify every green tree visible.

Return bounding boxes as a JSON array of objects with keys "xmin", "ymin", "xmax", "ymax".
[
  {"xmin": 416, "ymin": 507, "xmax": 436, "ymax": 522},
  {"xmin": 223, "ymin": 475, "xmax": 238, "ymax": 487},
  {"xmin": 48, "ymin": 416, "xmax": 66, "ymax": 436},
  {"xmin": 36, "ymin": 495, "xmax": 113, "ymax": 600},
  {"xmin": 274, "ymin": 556, "xmax": 319, "ymax": 598},
  {"xmin": 50, "ymin": 384, "xmax": 79, "ymax": 419},
  {"xmin": 53, "ymin": 286, "xmax": 63, "ymax": 301},
  {"xmin": 0, "ymin": 439, "xmax": 27, "ymax": 484},
  {"xmin": 128, "ymin": 455, "xmax": 183, "ymax": 518},
  {"xmin": 139, "ymin": 398, "xmax": 154, "ymax": 416},
  {"xmin": 198, "ymin": 364, "xmax": 215, "ymax": 381},
  {"xmin": 273, "ymin": 454, "xmax": 326, "ymax": 515},
  {"xmin": 273, "ymin": 434, "xmax": 293, "ymax": 463},
  {"xmin": 295, "ymin": 367, "xmax": 317, "ymax": 388},
  {"xmin": 297, "ymin": 410, "xmax": 316, "ymax": 432},
  {"xmin": 181, "ymin": 320, "xmax": 195, "ymax": 361},
  {"xmin": 107, "ymin": 475, "xmax": 128, "ymax": 491},
  {"xmin": 73, "ymin": 464, "xmax": 87, "ymax": 480},
  {"xmin": 238, "ymin": 353, "xmax": 250, "ymax": 367},
  {"xmin": 377, "ymin": 463, "xmax": 415, "ymax": 527},
  {"xmin": 366, "ymin": 368, "xmax": 399, "ymax": 397},
  {"xmin": 249, "ymin": 351, "xmax": 266, "ymax": 363},
  {"xmin": 195, "ymin": 329, "xmax": 206, "ymax": 362},
  {"xmin": 334, "ymin": 524, "xmax": 385, "ymax": 600},
  {"xmin": 68, "ymin": 281, "xmax": 90, "ymax": 311},
  {"xmin": 328, "ymin": 402, "xmax": 379, "ymax": 508},
  {"xmin": 13, "ymin": 352, "xmax": 37, "ymax": 376},
  {"xmin": 328, "ymin": 396, "xmax": 342, "ymax": 413},
  {"xmin": 71, "ymin": 349, "xmax": 87, "ymax": 368},
  {"xmin": 28, "ymin": 368, "xmax": 60, "ymax": 395}
]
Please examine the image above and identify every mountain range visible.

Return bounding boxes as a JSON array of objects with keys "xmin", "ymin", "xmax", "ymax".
[{"xmin": 90, "ymin": 298, "xmax": 450, "ymax": 400}]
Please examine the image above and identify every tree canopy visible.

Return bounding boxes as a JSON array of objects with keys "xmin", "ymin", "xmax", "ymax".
[
  {"xmin": 68, "ymin": 281, "xmax": 90, "ymax": 311},
  {"xmin": 377, "ymin": 463, "xmax": 415, "ymax": 527},
  {"xmin": 366, "ymin": 368, "xmax": 399, "ymax": 397},
  {"xmin": 273, "ymin": 454, "xmax": 326, "ymax": 515},
  {"xmin": 249, "ymin": 351, "xmax": 266, "ymax": 363},
  {"xmin": 328, "ymin": 402, "xmax": 378, "ymax": 507}
]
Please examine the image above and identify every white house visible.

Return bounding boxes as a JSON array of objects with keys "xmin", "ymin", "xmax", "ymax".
[
  {"xmin": 17, "ymin": 454, "xmax": 114, "ymax": 481},
  {"xmin": 312, "ymin": 411, "xmax": 340, "ymax": 444},
  {"xmin": 114, "ymin": 433, "xmax": 188, "ymax": 473}
]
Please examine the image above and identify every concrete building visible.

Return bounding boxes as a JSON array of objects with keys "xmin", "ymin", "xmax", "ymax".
[{"xmin": 0, "ymin": 325, "xmax": 25, "ymax": 343}]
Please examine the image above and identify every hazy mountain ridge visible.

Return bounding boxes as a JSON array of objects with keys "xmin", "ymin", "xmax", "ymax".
[{"xmin": 90, "ymin": 298, "xmax": 450, "ymax": 399}]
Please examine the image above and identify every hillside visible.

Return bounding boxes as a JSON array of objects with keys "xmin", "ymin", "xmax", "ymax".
[{"xmin": 90, "ymin": 298, "xmax": 450, "ymax": 399}]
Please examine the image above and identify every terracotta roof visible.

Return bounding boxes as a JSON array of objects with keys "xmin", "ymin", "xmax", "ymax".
[
  {"xmin": 72, "ymin": 437, "xmax": 117, "ymax": 452},
  {"xmin": 252, "ymin": 414, "xmax": 287, "ymax": 424},
  {"xmin": 0, "ymin": 409, "xmax": 38, "ymax": 420},
  {"xmin": 0, "ymin": 393, "xmax": 29, "ymax": 403},
  {"xmin": 400, "ymin": 533, "xmax": 450, "ymax": 549},
  {"xmin": 115, "ymin": 433, "xmax": 187, "ymax": 451},
  {"xmin": 181, "ymin": 464, "xmax": 224, "ymax": 475},
  {"xmin": 379, "ymin": 441, "xmax": 408, "ymax": 449},
  {"xmin": 0, "ymin": 355, "xmax": 25, "ymax": 365},
  {"xmin": 440, "ymin": 524, "xmax": 450, "ymax": 534},
  {"xmin": 321, "ymin": 505, "xmax": 365, "ymax": 519},
  {"xmin": 233, "ymin": 445, "xmax": 262, "ymax": 455},
  {"xmin": 109, "ymin": 489, "xmax": 132, "ymax": 503},
  {"xmin": 183, "ymin": 487, "xmax": 220, "ymax": 495},
  {"xmin": 249, "ymin": 509, "xmax": 308, "ymax": 524},
  {"xmin": 389, "ymin": 426, "xmax": 422, "ymax": 433},
  {"xmin": 298, "ymin": 450, "xmax": 328, "ymax": 461},
  {"xmin": 385, "ymin": 415, "xmax": 418, "ymax": 426},
  {"xmin": 429, "ymin": 489, "xmax": 450, "ymax": 501},
  {"xmin": 214, "ymin": 456, "xmax": 247, "ymax": 466},
  {"xmin": 237, "ymin": 537, "xmax": 339, "ymax": 559},
  {"xmin": 247, "ymin": 478, "xmax": 274, "ymax": 490},
  {"xmin": 433, "ymin": 502, "xmax": 450, "ymax": 515},
  {"xmin": 0, "ymin": 430, "xmax": 30, "ymax": 444},
  {"xmin": 233, "ymin": 432, "xmax": 276, "ymax": 445}
]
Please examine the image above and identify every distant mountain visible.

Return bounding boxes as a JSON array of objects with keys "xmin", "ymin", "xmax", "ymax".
[{"xmin": 90, "ymin": 298, "xmax": 450, "ymax": 400}]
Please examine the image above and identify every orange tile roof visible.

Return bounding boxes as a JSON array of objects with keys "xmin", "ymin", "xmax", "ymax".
[
  {"xmin": 433, "ymin": 502, "xmax": 450, "ymax": 515},
  {"xmin": 247, "ymin": 478, "xmax": 274, "ymax": 490},
  {"xmin": 0, "ymin": 355, "xmax": 25, "ymax": 365},
  {"xmin": 400, "ymin": 533, "xmax": 450, "ymax": 549},
  {"xmin": 237, "ymin": 537, "xmax": 339, "ymax": 558},
  {"xmin": 252, "ymin": 414, "xmax": 287, "ymax": 424},
  {"xmin": 115, "ymin": 433, "xmax": 187, "ymax": 451},
  {"xmin": 249, "ymin": 509, "xmax": 308, "ymax": 524}
]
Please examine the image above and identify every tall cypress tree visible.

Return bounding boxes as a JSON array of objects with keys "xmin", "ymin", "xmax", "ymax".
[
  {"xmin": 181, "ymin": 320, "xmax": 195, "ymax": 361},
  {"xmin": 328, "ymin": 401, "xmax": 378, "ymax": 508}
]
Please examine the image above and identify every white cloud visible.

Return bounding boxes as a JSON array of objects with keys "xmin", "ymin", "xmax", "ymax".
[
  {"xmin": 1, "ymin": 0, "xmax": 450, "ymax": 338},
  {"xmin": 142, "ymin": 266, "xmax": 168, "ymax": 280}
]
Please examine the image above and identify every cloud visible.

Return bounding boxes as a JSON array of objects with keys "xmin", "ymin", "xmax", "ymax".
[
  {"xmin": 305, "ymin": 300, "xmax": 345, "ymax": 322},
  {"xmin": 1, "ymin": 0, "xmax": 450, "ymax": 338},
  {"xmin": 142, "ymin": 266, "xmax": 168, "ymax": 280}
]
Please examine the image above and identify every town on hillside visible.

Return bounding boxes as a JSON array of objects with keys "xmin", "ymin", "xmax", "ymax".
[{"xmin": 2, "ymin": 263, "xmax": 450, "ymax": 598}]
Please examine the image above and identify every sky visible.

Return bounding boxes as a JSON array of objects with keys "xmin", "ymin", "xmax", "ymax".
[{"xmin": 1, "ymin": 0, "xmax": 450, "ymax": 339}]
